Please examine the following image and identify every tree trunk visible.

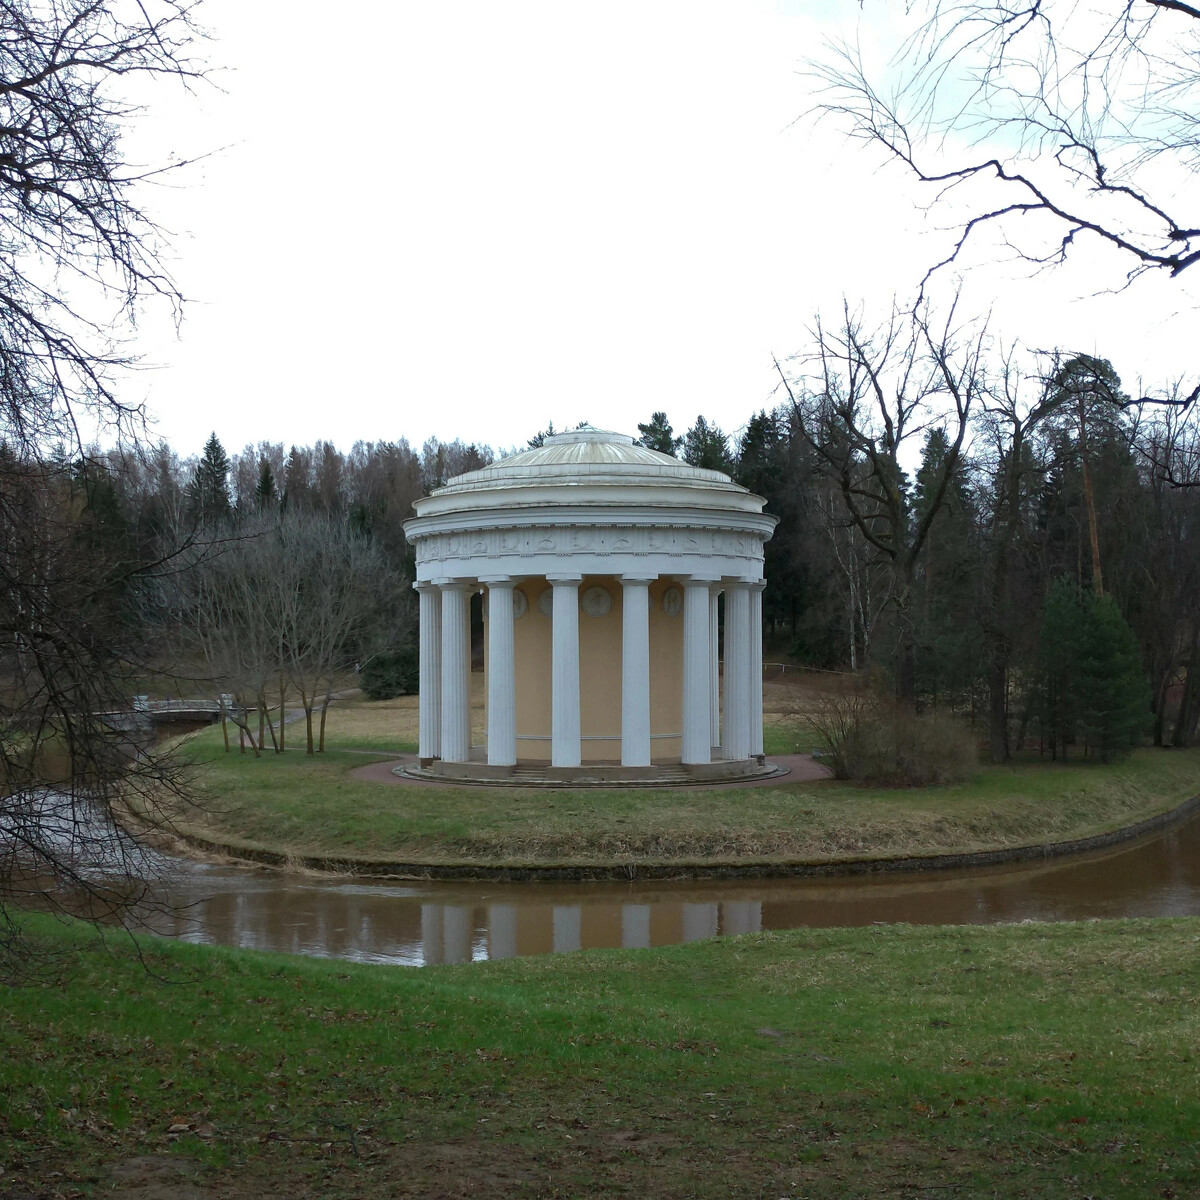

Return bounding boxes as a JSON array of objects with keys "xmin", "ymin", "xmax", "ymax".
[
  {"xmin": 259, "ymin": 686, "xmax": 280, "ymax": 753},
  {"xmin": 318, "ymin": 688, "xmax": 332, "ymax": 752},
  {"xmin": 221, "ymin": 712, "xmax": 229, "ymax": 753},
  {"xmin": 988, "ymin": 659, "xmax": 1009, "ymax": 763},
  {"xmin": 1172, "ymin": 629, "xmax": 1200, "ymax": 746},
  {"xmin": 304, "ymin": 696, "xmax": 315, "ymax": 755},
  {"xmin": 279, "ymin": 672, "xmax": 286, "ymax": 752},
  {"xmin": 1153, "ymin": 671, "xmax": 1172, "ymax": 747},
  {"xmin": 1077, "ymin": 392, "xmax": 1104, "ymax": 597}
]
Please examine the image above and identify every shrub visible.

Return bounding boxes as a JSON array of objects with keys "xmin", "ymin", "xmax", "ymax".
[
  {"xmin": 807, "ymin": 694, "xmax": 977, "ymax": 787},
  {"xmin": 360, "ymin": 649, "xmax": 419, "ymax": 700}
]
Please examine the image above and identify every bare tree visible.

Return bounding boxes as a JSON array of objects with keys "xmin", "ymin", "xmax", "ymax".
[
  {"xmin": 775, "ymin": 300, "xmax": 986, "ymax": 705},
  {"xmin": 273, "ymin": 512, "xmax": 404, "ymax": 754},
  {"xmin": 812, "ymin": 2, "xmax": 1200, "ymax": 289},
  {"xmin": 0, "ymin": 0, "xmax": 207, "ymax": 971}
]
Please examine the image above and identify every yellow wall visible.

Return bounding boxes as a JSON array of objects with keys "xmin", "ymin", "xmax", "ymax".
[{"xmin": 484, "ymin": 575, "xmax": 684, "ymax": 764}]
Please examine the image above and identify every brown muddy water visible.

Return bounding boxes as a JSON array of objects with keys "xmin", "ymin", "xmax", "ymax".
[{"xmin": 114, "ymin": 812, "xmax": 1200, "ymax": 967}]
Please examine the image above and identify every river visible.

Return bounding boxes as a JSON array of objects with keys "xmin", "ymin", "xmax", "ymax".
[{"xmin": 97, "ymin": 809, "xmax": 1200, "ymax": 967}]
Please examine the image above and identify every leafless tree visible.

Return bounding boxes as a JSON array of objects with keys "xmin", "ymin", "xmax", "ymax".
[
  {"xmin": 775, "ymin": 300, "xmax": 987, "ymax": 705},
  {"xmin": 0, "ymin": 0, "xmax": 207, "ymax": 974},
  {"xmin": 812, "ymin": 1, "xmax": 1200, "ymax": 292},
  {"xmin": 273, "ymin": 512, "xmax": 405, "ymax": 754}
]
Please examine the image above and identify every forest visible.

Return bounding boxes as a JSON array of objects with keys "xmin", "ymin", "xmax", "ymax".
[{"xmin": 28, "ymin": 298, "xmax": 1197, "ymax": 770}]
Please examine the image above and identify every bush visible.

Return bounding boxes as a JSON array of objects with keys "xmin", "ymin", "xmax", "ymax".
[
  {"xmin": 807, "ymin": 693, "xmax": 977, "ymax": 787},
  {"xmin": 360, "ymin": 649, "xmax": 419, "ymax": 700}
]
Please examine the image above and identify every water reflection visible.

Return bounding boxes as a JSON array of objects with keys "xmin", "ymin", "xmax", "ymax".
[{"xmin": 92, "ymin": 812, "xmax": 1200, "ymax": 967}]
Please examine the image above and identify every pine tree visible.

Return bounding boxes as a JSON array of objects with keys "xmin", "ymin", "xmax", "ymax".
[
  {"xmin": 188, "ymin": 432, "xmax": 231, "ymax": 525},
  {"xmin": 636, "ymin": 412, "xmax": 681, "ymax": 456}
]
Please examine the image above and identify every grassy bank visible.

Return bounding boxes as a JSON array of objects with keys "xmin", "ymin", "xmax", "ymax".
[
  {"xmin": 3, "ymin": 914, "xmax": 1199, "ymax": 1198},
  {"xmin": 166, "ymin": 702, "xmax": 1200, "ymax": 867}
]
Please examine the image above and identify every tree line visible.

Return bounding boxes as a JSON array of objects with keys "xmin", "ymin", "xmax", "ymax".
[{"xmin": 43, "ymin": 306, "xmax": 1199, "ymax": 770}]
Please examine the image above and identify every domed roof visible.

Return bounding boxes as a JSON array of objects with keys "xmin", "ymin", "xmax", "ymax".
[{"xmin": 420, "ymin": 425, "xmax": 750, "ymax": 507}]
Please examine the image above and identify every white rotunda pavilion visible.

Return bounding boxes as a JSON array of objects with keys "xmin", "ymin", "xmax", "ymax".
[{"xmin": 402, "ymin": 426, "xmax": 779, "ymax": 783}]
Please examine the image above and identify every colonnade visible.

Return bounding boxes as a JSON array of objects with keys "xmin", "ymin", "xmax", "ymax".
[{"xmin": 415, "ymin": 575, "xmax": 765, "ymax": 769}]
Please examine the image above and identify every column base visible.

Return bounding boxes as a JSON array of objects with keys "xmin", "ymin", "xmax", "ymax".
[{"xmin": 397, "ymin": 757, "xmax": 788, "ymax": 788}]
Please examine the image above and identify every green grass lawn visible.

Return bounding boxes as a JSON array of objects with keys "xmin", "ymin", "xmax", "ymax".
[
  {"xmin": 3, "ymin": 913, "xmax": 1199, "ymax": 1198},
  {"xmin": 163, "ymin": 718, "xmax": 1200, "ymax": 868}
]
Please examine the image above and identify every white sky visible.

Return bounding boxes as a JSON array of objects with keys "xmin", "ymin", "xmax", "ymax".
[{"xmin": 123, "ymin": 0, "xmax": 1200, "ymax": 459}]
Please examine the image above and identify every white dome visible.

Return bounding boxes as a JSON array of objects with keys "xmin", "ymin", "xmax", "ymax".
[{"xmin": 414, "ymin": 425, "xmax": 760, "ymax": 519}]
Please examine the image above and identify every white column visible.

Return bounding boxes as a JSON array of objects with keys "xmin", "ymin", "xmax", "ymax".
[
  {"xmin": 552, "ymin": 905, "xmax": 582, "ymax": 953},
  {"xmin": 488, "ymin": 904, "xmax": 518, "ymax": 960},
  {"xmin": 709, "ymin": 587, "xmax": 722, "ymax": 754},
  {"xmin": 620, "ymin": 576, "xmax": 653, "ymax": 767},
  {"xmin": 750, "ymin": 581, "xmax": 765, "ymax": 757},
  {"xmin": 483, "ymin": 578, "xmax": 516, "ymax": 766},
  {"xmin": 723, "ymin": 582, "xmax": 751, "ymax": 761},
  {"xmin": 439, "ymin": 581, "xmax": 471, "ymax": 763},
  {"xmin": 549, "ymin": 574, "xmax": 582, "ymax": 767},
  {"xmin": 415, "ymin": 583, "xmax": 441, "ymax": 761},
  {"xmin": 621, "ymin": 904, "xmax": 652, "ymax": 950},
  {"xmin": 682, "ymin": 579, "xmax": 712, "ymax": 764}
]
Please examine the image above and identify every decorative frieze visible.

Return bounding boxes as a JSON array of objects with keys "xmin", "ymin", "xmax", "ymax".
[{"xmin": 416, "ymin": 524, "xmax": 764, "ymax": 565}]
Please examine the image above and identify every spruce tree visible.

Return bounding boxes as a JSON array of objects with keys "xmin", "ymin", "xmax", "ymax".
[
  {"xmin": 1075, "ymin": 591, "xmax": 1151, "ymax": 761},
  {"xmin": 254, "ymin": 457, "xmax": 277, "ymax": 510},
  {"xmin": 1034, "ymin": 577, "xmax": 1082, "ymax": 759},
  {"xmin": 681, "ymin": 416, "xmax": 733, "ymax": 472},
  {"xmin": 188, "ymin": 432, "xmax": 231, "ymax": 525},
  {"xmin": 1034, "ymin": 579, "xmax": 1150, "ymax": 761}
]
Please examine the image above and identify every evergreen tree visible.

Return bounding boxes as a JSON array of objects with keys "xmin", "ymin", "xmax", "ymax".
[
  {"xmin": 254, "ymin": 457, "xmax": 277, "ymax": 510},
  {"xmin": 1034, "ymin": 577, "xmax": 1082, "ymax": 759},
  {"xmin": 1074, "ymin": 591, "xmax": 1152, "ymax": 761},
  {"xmin": 526, "ymin": 422, "xmax": 556, "ymax": 449},
  {"xmin": 681, "ymin": 416, "xmax": 733, "ymax": 472},
  {"xmin": 734, "ymin": 411, "xmax": 784, "ymax": 499},
  {"xmin": 913, "ymin": 428, "xmax": 983, "ymax": 706},
  {"xmin": 188, "ymin": 432, "xmax": 231, "ymax": 525},
  {"xmin": 636, "ymin": 412, "xmax": 681, "ymax": 456},
  {"xmin": 1033, "ymin": 579, "xmax": 1150, "ymax": 761}
]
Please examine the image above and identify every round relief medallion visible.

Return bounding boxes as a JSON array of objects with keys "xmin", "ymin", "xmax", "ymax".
[
  {"xmin": 661, "ymin": 586, "xmax": 683, "ymax": 617},
  {"xmin": 537, "ymin": 588, "xmax": 553, "ymax": 617},
  {"xmin": 512, "ymin": 588, "xmax": 528, "ymax": 619},
  {"xmin": 580, "ymin": 585, "xmax": 612, "ymax": 617}
]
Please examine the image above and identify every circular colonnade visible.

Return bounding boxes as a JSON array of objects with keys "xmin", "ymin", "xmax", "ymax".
[{"xmin": 402, "ymin": 427, "xmax": 778, "ymax": 783}]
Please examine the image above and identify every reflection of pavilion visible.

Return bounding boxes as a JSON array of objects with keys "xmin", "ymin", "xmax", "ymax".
[
  {"xmin": 419, "ymin": 899, "xmax": 763, "ymax": 965},
  {"xmin": 402, "ymin": 427, "xmax": 779, "ymax": 783}
]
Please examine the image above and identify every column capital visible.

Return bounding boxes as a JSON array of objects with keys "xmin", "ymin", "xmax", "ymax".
[
  {"xmin": 679, "ymin": 574, "xmax": 721, "ymax": 587},
  {"xmin": 546, "ymin": 573, "xmax": 583, "ymax": 586},
  {"xmin": 748, "ymin": 580, "xmax": 767, "ymax": 593},
  {"xmin": 618, "ymin": 574, "xmax": 656, "ymax": 587},
  {"xmin": 413, "ymin": 581, "xmax": 439, "ymax": 594},
  {"xmin": 431, "ymin": 576, "xmax": 476, "ymax": 591},
  {"xmin": 477, "ymin": 574, "xmax": 516, "ymax": 587}
]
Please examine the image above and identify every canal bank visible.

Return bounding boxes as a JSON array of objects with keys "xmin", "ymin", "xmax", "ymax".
[{"xmin": 150, "ymin": 741, "xmax": 1200, "ymax": 882}]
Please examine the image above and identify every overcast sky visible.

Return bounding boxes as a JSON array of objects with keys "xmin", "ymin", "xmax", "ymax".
[{"xmin": 125, "ymin": 0, "xmax": 1200, "ymax": 459}]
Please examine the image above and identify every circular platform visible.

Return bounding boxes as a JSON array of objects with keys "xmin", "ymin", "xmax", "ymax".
[{"xmin": 396, "ymin": 755, "xmax": 790, "ymax": 789}]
